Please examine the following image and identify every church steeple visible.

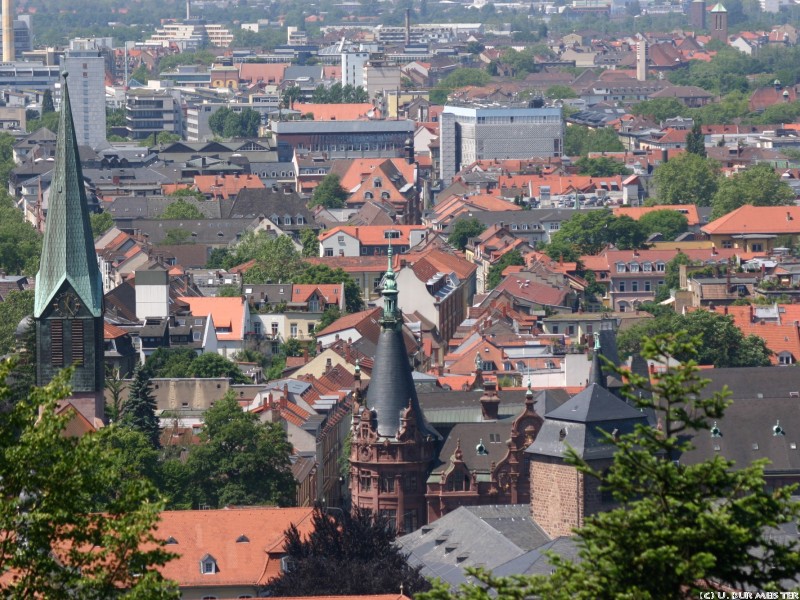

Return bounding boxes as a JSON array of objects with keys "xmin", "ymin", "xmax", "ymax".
[
  {"xmin": 35, "ymin": 72, "xmax": 103, "ymax": 319},
  {"xmin": 380, "ymin": 242, "xmax": 400, "ymax": 329},
  {"xmin": 34, "ymin": 72, "xmax": 105, "ymax": 422}
]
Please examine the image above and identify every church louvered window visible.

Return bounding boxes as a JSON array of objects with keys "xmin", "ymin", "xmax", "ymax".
[
  {"xmin": 71, "ymin": 320, "xmax": 84, "ymax": 366},
  {"xmin": 51, "ymin": 321, "xmax": 64, "ymax": 367}
]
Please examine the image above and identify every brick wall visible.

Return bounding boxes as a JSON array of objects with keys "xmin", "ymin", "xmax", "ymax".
[{"xmin": 531, "ymin": 456, "xmax": 584, "ymax": 539}]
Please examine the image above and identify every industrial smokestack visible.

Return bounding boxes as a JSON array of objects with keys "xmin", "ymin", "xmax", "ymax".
[
  {"xmin": 186, "ymin": 0, "xmax": 191, "ymax": 20},
  {"xmin": 2, "ymin": 0, "xmax": 14, "ymax": 62},
  {"xmin": 405, "ymin": 8, "xmax": 411, "ymax": 46}
]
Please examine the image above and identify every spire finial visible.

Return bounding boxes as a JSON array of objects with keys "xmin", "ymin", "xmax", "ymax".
[{"xmin": 379, "ymin": 234, "xmax": 400, "ymax": 329}]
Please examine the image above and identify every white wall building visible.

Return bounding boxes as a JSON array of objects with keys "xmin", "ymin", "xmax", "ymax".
[{"xmin": 61, "ymin": 49, "xmax": 107, "ymax": 147}]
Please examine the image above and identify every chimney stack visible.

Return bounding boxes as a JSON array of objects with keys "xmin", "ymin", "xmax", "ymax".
[
  {"xmin": 2, "ymin": 0, "xmax": 14, "ymax": 62},
  {"xmin": 186, "ymin": 0, "xmax": 191, "ymax": 20},
  {"xmin": 404, "ymin": 8, "xmax": 411, "ymax": 46}
]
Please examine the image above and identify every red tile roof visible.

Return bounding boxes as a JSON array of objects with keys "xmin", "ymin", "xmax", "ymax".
[
  {"xmin": 157, "ymin": 507, "xmax": 314, "ymax": 588},
  {"xmin": 495, "ymin": 275, "xmax": 570, "ymax": 308},
  {"xmin": 103, "ymin": 322, "xmax": 129, "ymax": 339},
  {"xmin": 318, "ymin": 225, "xmax": 426, "ymax": 246},
  {"xmin": 291, "ymin": 283, "xmax": 343, "ymax": 306},
  {"xmin": 178, "ymin": 296, "xmax": 247, "ymax": 341},
  {"xmin": 292, "ymin": 103, "xmax": 375, "ymax": 121},
  {"xmin": 702, "ymin": 205, "xmax": 800, "ymax": 236},
  {"xmin": 193, "ymin": 174, "xmax": 265, "ymax": 199},
  {"xmin": 316, "ymin": 307, "xmax": 381, "ymax": 337},
  {"xmin": 612, "ymin": 204, "xmax": 700, "ymax": 226},
  {"xmin": 707, "ymin": 305, "xmax": 800, "ymax": 365}
]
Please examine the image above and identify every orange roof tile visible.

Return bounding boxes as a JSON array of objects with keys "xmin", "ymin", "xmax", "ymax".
[
  {"xmin": 291, "ymin": 284, "xmax": 343, "ymax": 305},
  {"xmin": 193, "ymin": 174, "xmax": 265, "ymax": 199},
  {"xmin": 612, "ymin": 204, "xmax": 700, "ymax": 226},
  {"xmin": 293, "ymin": 103, "xmax": 375, "ymax": 121},
  {"xmin": 178, "ymin": 296, "xmax": 247, "ymax": 341},
  {"xmin": 708, "ymin": 305, "xmax": 800, "ymax": 365},
  {"xmin": 702, "ymin": 206, "xmax": 800, "ymax": 236},
  {"xmin": 157, "ymin": 507, "xmax": 314, "ymax": 588},
  {"xmin": 103, "ymin": 322, "xmax": 128, "ymax": 339},
  {"xmin": 238, "ymin": 62, "xmax": 289, "ymax": 84},
  {"xmin": 318, "ymin": 225, "xmax": 426, "ymax": 246}
]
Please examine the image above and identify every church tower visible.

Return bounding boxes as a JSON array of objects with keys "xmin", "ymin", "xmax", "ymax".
[
  {"xmin": 34, "ymin": 73, "xmax": 105, "ymax": 422},
  {"xmin": 349, "ymin": 245, "xmax": 440, "ymax": 534}
]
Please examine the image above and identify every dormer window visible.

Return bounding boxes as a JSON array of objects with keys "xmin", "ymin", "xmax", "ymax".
[
  {"xmin": 200, "ymin": 554, "xmax": 218, "ymax": 574},
  {"xmin": 284, "ymin": 216, "xmax": 292, "ymax": 226},
  {"xmin": 656, "ymin": 262, "xmax": 666, "ymax": 272},
  {"xmin": 296, "ymin": 215, "xmax": 304, "ymax": 225},
  {"xmin": 373, "ymin": 177, "xmax": 382, "ymax": 188},
  {"xmin": 616, "ymin": 262, "xmax": 626, "ymax": 273},
  {"xmin": 629, "ymin": 262, "xmax": 639, "ymax": 272},
  {"xmin": 642, "ymin": 262, "xmax": 652, "ymax": 272},
  {"xmin": 236, "ymin": 534, "xmax": 250, "ymax": 543}
]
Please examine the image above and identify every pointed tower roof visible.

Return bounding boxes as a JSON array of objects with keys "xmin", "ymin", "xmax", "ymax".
[
  {"xmin": 34, "ymin": 73, "xmax": 103, "ymax": 318},
  {"xmin": 710, "ymin": 2, "xmax": 727, "ymax": 11},
  {"xmin": 367, "ymin": 243, "xmax": 439, "ymax": 440}
]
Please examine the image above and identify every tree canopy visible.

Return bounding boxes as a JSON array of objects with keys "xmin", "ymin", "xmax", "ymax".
[
  {"xmin": 208, "ymin": 107, "xmax": 261, "ymax": 138},
  {"xmin": 122, "ymin": 365, "xmax": 161, "ymax": 448},
  {"xmin": 158, "ymin": 199, "xmax": 205, "ymax": 220},
  {"xmin": 448, "ymin": 217, "xmax": 486, "ymax": 251},
  {"xmin": 0, "ymin": 193, "xmax": 42, "ymax": 275},
  {"xmin": 264, "ymin": 506, "xmax": 430, "ymax": 597},
  {"xmin": 544, "ymin": 209, "xmax": 647, "ymax": 259},
  {"xmin": 0, "ymin": 363, "xmax": 178, "ymax": 597},
  {"xmin": 179, "ymin": 392, "xmax": 295, "ymax": 508},
  {"xmin": 617, "ymin": 309, "xmax": 773, "ymax": 367},
  {"xmin": 419, "ymin": 333, "xmax": 800, "ymax": 599},
  {"xmin": 145, "ymin": 348, "xmax": 250, "ymax": 383},
  {"xmin": 309, "ymin": 173, "xmax": 348, "ymax": 209},
  {"xmin": 564, "ymin": 126, "xmax": 624, "ymax": 157},
  {"xmin": 685, "ymin": 121, "xmax": 706, "ymax": 157},
  {"xmin": 295, "ymin": 263, "xmax": 365, "ymax": 313},
  {"xmin": 637, "ymin": 209, "xmax": 689, "ymax": 241},
  {"xmin": 710, "ymin": 163, "xmax": 795, "ymax": 219},
  {"xmin": 652, "ymin": 153, "xmax": 719, "ymax": 206},
  {"xmin": 310, "ymin": 83, "xmax": 368, "ymax": 104},
  {"xmin": 573, "ymin": 156, "xmax": 631, "ymax": 177},
  {"xmin": 90, "ymin": 211, "xmax": 115, "ymax": 238},
  {"xmin": 0, "ymin": 289, "xmax": 34, "ymax": 357},
  {"xmin": 487, "ymin": 249, "xmax": 525, "ymax": 289}
]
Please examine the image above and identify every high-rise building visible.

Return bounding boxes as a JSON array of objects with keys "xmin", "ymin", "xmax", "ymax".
[
  {"xmin": 61, "ymin": 49, "xmax": 107, "ymax": 148},
  {"xmin": 34, "ymin": 73, "xmax": 105, "ymax": 423},
  {"xmin": 439, "ymin": 104, "xmax": 564, "ymax": 185},
  {"xmin": 342, "ymin": 49, "xmax": 369, "ymax": 89}
]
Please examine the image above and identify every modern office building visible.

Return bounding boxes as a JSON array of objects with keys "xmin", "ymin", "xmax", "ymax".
[
  {"xmin": 61, "ymin": 49, "xmax": 107, "ymax": 147},
  {"xmin": 125, "ymin": 87, "xmax": 183, "ymax": 140},
  {"xmin": 439, "ymin": 104, "xmax": 564, "ymax": 184}
]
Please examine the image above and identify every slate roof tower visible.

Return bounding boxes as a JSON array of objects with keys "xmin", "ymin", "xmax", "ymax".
[
  {"xmin": 350, "ymin": 244, "xmax": 439, "ymax": 533},
  {"xmin": 34, "ymin": 72, "xmax": 105, "ymax": 423}
]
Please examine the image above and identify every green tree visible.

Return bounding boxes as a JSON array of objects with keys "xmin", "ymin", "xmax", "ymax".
[
  {"xmin": 282, "ymin": 85, "xmax": 302, "ymax": 110},
  {"xmin": 158, "ymin": 199, "xmax": 205, "ymax": 220},
  {"xmin": 0, "ymin": 363, "xmax": 178, "ymax": 598},
  {"xmin": 711, "ymin": 163, "xmax": 795, "ymax": 219},
  {"xmin": 90, "ymin": 211, "xmax": 115, "ymax": 238},
  {"xmin": 169, "ymin": 188, "xmax": 206, "ymax": 201},
  {"xmin": 487, "ymin": 249, "xmax": 525, "ymax": 289},
  {"xmin": 264, "ymin": 507, "xmax": 431, "ymax": 596},
  {"xmin": 652, "ymin": 153, "xmax": 719, "ymax": 206},
  {"xmin": 233, "ymin": 233, "xmax": 306, "ymax": 283},
  {"xmin": 316, "ymin": 306, "xmax": 342, "ymax": 333},
  {"xmin": 429, "ymin": 68, "xmax": 491, "ymax": 104},
  {"xmin": 95, "ymin": 424, "xmax": 163, "ymax": 502},
  {"xmin": 217, "ymin": 284, "xmax": 241, "ymax": 297},
  {"xmin": 183, "ymin": 392, "xmax": 295, "ymax": 508},
  {"xmin": 547, "ymin": 209, "xmax": 646, "ymax": 257},
  {"xmin": 419, "ymin": 333, "xmax": 800, "ymax": 599},
  {"xmin": 41, "ymin": 89, "xmax": 55, "ymax": 114},
  {"xmin": 26, "ymin": 111, "xmax": 60, "ymax": 134},
  {"xmin": 130, "ymin": 63, "xmax": 150, "ymax": 84},
  {"xmin": 300, "ymin": 228, "xmax": 319, "ymax": 257},
  {"xmin": 0, "ymin": 289, "xmax": 34, "ymax": 356},
  {"xmin": 310, "ymin": 173, "xmax": 348, "ymax": 209},
  {"xmin": 545, "ymin": 84, "xmax": 578, "ymax": 99},
  {"xmin": 139, "ymin": 131, "xmax": 181, "ymax": 146},
  {"xmin": 104, "ymin": 366, "xmax": 126, "ymax": 424},
  {"xmin": 189, "ymin": 352, "xmax": 250, "ymax": 383},
  {"xmin": 685, "ymin": 121, "xmax": 706, "ymax": 157},
  {"xmin": 162, "ymin": 229, "xmax": 193, "ymax": 245},
  {"xmin": 637, "ymin": 209, "xmax": 689, "ymax": 241},
  {"xmin": 574, "ymin": 156, "xmax": 632, "ymax": 177},
  {"xmin": 296, "ymin": 263, "xmax": 365, "ymax": 313},
  {"xmin": 448, "ymin": 217, "xmax": 486, "ymax": 251},
  {"xmin": 146, "ymin": 348, "xmax": 198, "ymax": 379},
  {"xmin": 0, "ymin": 193, "xmax": 42, "ymax": 274},
  {"xmin": 565, "ymin": 126, "xmax": 624, "ymax": 157},
  {"xmin": 630, "ymin": 97, "xmax": 684, "ymax": 122},
  {"xmin": 122, "ymin": 365, "xmax": 161, "ymax": 448},
  {"xmin": 618, "ymin": 310, "xmax": 772, "ymax": 367}
]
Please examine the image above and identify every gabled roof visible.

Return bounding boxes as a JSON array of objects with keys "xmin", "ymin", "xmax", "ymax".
[
  {"xmin": 318, "ymin": 225, "xmax": 426, "ymax": 246},
  {"xmin": 702, "ymin": 205, "xmax": 800, "ymax": 236},
  {"xmin": 178, "ymin": 296, "xmax": 247, "ymax": 341},
  {"xmin": 291, "ymin": 284, "xmax": 343, "ymax": 306},
  {"xmin": 157, "ymin": 507, "xmax": 314, "ymax": 588},
  {"xmin": 193, "ymin": 174, "xmax": 265, "ymax": 199},
  {"xmin": 545, "ymin": 383, "xmax": 642, "ymax": 423},
  {"xmin": 292, "ymin": 103, "xmax": 375, "ymax": 121},
  {"xmin": 612, "ymin": 204, "xmax": 700, "ymax": 226}
]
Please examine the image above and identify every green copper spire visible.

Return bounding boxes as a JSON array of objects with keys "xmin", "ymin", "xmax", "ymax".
[
  {"xmin": 380, "ymin": 240, "xmax": 400, "ymax": 329},
  {"xmin": 34, "ymin": 73, "xmax": 103, "ymax": 318}
]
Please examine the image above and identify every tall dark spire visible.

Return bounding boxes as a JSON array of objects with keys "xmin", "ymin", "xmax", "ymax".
[
  {"xmin": 34, "ymin": 72, "xmax": 103, "ymax": 319},
  {"xmin": 34, "ymin": 72, "xmax": 105, "ymax": 421},
  {"xmin": 367, "ymin": 241, "xmax": 438, "ymax": 439}
]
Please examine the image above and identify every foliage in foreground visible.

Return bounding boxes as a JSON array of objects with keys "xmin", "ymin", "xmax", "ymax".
[
  {"xmin": 0, "ymin": 361, "xmax": 178, "ymax": 598},
  {"xmin": 264, "ymin": 506, "xmax": 430, "ymax": 597},
  {"xmin": 418, "ymin": 334, "xmax": 800, "ymax": 599}
]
